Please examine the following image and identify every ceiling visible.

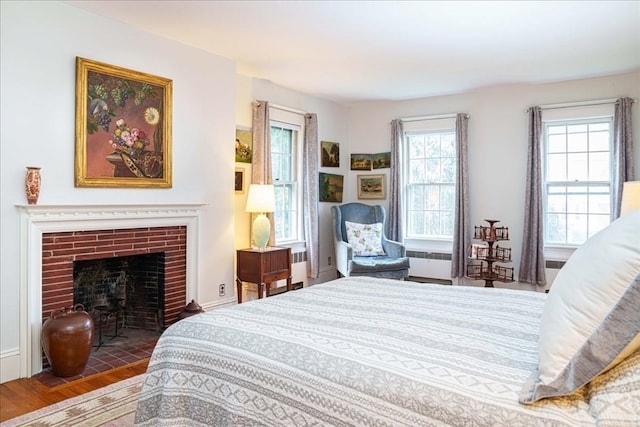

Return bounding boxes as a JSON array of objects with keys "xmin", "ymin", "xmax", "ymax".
[{"xmin": 67, "ymin": 1, "xmax": 640, "ymax": 104}]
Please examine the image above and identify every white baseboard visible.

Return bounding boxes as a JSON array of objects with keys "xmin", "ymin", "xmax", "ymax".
[{"xmin": 1, "ymin": 348, "xmax": 21, "ymax": 384}]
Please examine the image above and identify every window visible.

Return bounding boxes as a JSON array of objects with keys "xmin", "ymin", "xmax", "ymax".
[
  {"xmin": 404, "ymin": 125, "xmax": 456, "ymax": 240},
  {"xmin": 543, "ymin": 117, "xmax": 612, "ymax": 246},
  {"xmin": 270, "ymin": 113, "xmax": 303, "ymax": 244}
]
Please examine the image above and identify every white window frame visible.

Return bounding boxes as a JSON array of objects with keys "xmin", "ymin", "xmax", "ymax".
[
  {"xmin": 401, "ymin": 118, "xmax": 457, "ymax": 252},
  {"xmin": 541, "ymin": 104, "xmax": 614, "ymax": 261},
  {"xmin": 269, "ymin": 108, "xmax": 305, "ymax": 250}
]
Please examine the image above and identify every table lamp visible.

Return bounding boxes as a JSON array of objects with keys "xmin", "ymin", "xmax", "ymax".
[
  {"xmin": 620, "ymin": 181, "xmax": 640, "ymax": 216},
  {"xmin": 246, "ymin": 184, "xmax": 276, "ymax": 249}
]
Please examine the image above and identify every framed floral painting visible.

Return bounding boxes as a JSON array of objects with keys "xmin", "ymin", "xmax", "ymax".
[
  {"xmin": 75, "ymin": 57, "xmax": 173, "ymax": 187},
  {"xmin": 235, "ymin": 128, "xmax": 252, "ymax": 163}
]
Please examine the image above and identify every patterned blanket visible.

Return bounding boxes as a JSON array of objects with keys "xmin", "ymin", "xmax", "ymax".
[{"xmin": 134, "ymin": 277, "xmax": 637, "ymax": 426}]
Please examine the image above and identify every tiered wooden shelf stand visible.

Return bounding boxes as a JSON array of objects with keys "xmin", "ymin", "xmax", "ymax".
[{"xmin": 466, "ymin": 219, "xmax": 514, "ymax": 288}]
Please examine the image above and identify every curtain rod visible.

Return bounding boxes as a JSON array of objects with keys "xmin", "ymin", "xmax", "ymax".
[
  {"xmin": 526, "ymin": 97, "xmax": 637, "ymax": 112},
  {"xmin": 270, "ymin": 103, "xmax": 307, "ymax": 116},
  {"xmin": 400, "ymin": 113, "xmax": 468, "ymax": 122}
]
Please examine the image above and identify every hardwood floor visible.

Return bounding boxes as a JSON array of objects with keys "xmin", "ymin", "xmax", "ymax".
[{"xmin": 0, "ymin": 358, "xmax": 149, "ymax": 422}]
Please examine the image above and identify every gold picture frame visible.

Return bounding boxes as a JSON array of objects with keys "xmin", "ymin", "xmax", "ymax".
[
  {"xmin": 357, "ymin": 174, "xmax": 386, "ymax": 199},
  {"xmin": 75, "ymin": 57, "xmax": 173, "ymax": 187}
]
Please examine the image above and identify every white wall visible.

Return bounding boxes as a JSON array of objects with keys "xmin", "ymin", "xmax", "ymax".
[
  {"xmin": 347, "ymin": 72, "xmax": 640, "ymax": 290},
  {"xmin": 235, "ymin": 75, "xmax": 350, "ymax": 286},
  {"xmin": 0, "ymin": 1, "xmax": 236, "ymax": 382}
]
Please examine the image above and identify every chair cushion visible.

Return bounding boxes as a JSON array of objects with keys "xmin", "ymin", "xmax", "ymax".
[
  {"xmin": 344, "ymin": 221, "xmax": 385, "ymax": 256},
  {"xmin": 350, "ymin": 256, "xmax": 410, "ymax": 273},
  {"xmin": 519, "ymin": 210, "xmax": 640, "ymax": 403}
]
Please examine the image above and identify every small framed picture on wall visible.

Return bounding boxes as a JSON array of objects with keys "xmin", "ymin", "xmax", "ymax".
[
  {"xmin": 350, "ymin": 154, "xmax": 371, "ymax": 170},
  {"xmin": 235, "ymin": 167, "xmax": 245, "ymax": 194},
  {"xmin": 321, "ymin": 141, "xmax": 340, "ymax": 167},
  {"xmin": 357, "ymin": 174, "xmax": 386, "ymax": 199}
]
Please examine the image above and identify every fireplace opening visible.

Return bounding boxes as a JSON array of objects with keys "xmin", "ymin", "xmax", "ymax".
[{"xmin": 73, "ymin": 253, "xmax": 166, "ymax": 334}]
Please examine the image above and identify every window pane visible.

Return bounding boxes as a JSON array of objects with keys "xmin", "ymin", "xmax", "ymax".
[
  {"xmin": 441, "ymin": 210, "xmax": 454, "ymax": 236},
  {"xmin": 566, "ymin": 214, "xmax": 587, "ymax": 244},
  {"xmin": 589, "ymin": 152, "xmax": 609, "ymax": 181},
  {"xmin": 408, "ymin": 185, "xmax": 425, "ymax": 210},
  {"xmin": 425, "ymin": 185, "xmax": 440, "ymax": 210},
  {"xmin": 567, "ymin": 189, "xmax": 587, "ymax": 213},
  {"xmin": 589, "ymin": 131, "xmax": 609, "ymax": 151},
  {"xmin": 425, "ymin": 211, "xmax": 439, "ymax": 235},
  {"xmin": 546, "ymin": 213, "xmax": 566, "ymax": 244},
  {"xmin": 409, "ymin": 136, "xmax": 425, "ymax": 158},
  {"xmin": 548, "ymin": 134, "xmax": 566, "ymax": 153},
  {"xmin": 441, "ymin": 185, "xmax": 455, "ymax": 210},
  {"xmin": 425, "ymin": 135, "xmax": 440, "ymax": 156},
  {"xmin": 441, "ymin": 157, "xmax": 455, "ymax": 183},
  {"xmin": 588, "ymin": 194, "xmax": 609, "ymax": 214},
  {"xmin": 566, "ymin": 153, "xmax": 588, "ymax": 181},
  {"xmin": 441, "ymin": 135, "xmax": 455, "ymax": 157},
  {"xmin": 547, "ymin": 193, "xmax": 566, "ymax": 213},
  {"xmin": 408, "ymin": 211, "xmax": 425, "ymax": 235},
  {"xmin": 425, "ymin": 158, "xmax": 440, "ymax": 182},
  {"xmin": 409, "ymin": 159, "xmax": 426, "ymax": 183},
  {"xmin": 547, "ymin": 153, "xmax": 567, "ymax": 180},
  {"xmin": 567, "ymin": 132, "xmax": 587, "ymax": 152}
]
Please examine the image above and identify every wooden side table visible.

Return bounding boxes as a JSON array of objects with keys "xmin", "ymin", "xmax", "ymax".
[{"xmin": 236, "ymin": 247, "xmax": 292, "ymax": 303}]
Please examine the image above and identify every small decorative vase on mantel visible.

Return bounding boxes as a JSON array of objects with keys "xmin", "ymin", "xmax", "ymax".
[{"xmin": 25, "ymin": 166, "xmax": 41, "ymax": 205}]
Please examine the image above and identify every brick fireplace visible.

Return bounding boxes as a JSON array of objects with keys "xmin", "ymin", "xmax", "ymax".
[
  {"xmin": 42, "ymin": 227, "xmax": 186, "ymax": 328},
  {"xmin": 18, "ymin": 204, "xmax": 202, "ymax": 377}
]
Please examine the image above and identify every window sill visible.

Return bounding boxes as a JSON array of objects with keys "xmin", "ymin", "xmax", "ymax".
[
  {"xmin": 404, "ymin": 238, "xmax": 453, "ymax": 253},
  {"xmin": 275, "ymin": 240, "xmax": 306, "ymax": 253},
  {"xmin": 544, "ymin": 245, "xmax": 578, "ymax": 262}
]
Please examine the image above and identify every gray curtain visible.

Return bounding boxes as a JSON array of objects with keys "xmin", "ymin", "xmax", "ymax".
[
  {"xmin": 304, "ymin": 113, "xmax": 320, "ymax": 278},
  {"xmin": 251, "ymin": 100, "xmax": 275, "ymax": 247},
  {"xmin": 519, "ymin": 106, "xmax": 546, "ymax": 286},
  {"xmin": 612, "ymin": 97, "xmax": 635, "ymax": 218},
  {"xmin": 388, "ymin": 119, "xmax": 404, "ymax": 241},
  {"xmin": 450, "ymin": 114, "xmax": 470, "ymax": 278}
]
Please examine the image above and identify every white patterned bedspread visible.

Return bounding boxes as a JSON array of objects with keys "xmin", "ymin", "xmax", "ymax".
[{"xmin": 134, "ymin": 277, "xmax": 637, "ymax": 426}]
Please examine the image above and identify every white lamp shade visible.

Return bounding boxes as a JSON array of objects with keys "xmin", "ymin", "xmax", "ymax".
[
  {"xmin": 621, "ymin": 181, "xmax": 640, "ymax": 215},
  {"xmin": 245, "ymin": 184, "xmax": 276, "ymax": 213}
]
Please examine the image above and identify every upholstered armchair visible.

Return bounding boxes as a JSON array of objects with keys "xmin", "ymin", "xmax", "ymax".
[{"xmin": 331, "ymin": 202, "xmax": 410, "ymax": 280}]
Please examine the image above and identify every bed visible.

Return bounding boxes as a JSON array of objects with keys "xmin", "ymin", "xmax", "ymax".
[{"xmin": 134, "ymin": 212, "xmax": 640, "ymax": 426}]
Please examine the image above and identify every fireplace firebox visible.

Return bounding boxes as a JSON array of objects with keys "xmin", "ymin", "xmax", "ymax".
[{"xmin": 73, "ymin": 253, "xmax": 165, "ymax": 333}]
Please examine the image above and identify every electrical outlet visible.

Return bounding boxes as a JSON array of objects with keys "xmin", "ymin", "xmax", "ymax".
[
  {"xmin": 219, "ymin": 283, "xmax": 225, "ymax": 296},
  {"xmin": 328, "ymin": 256, "xmax": 332, "ymax": 265}
]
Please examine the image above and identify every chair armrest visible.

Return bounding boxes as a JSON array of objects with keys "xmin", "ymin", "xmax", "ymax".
[
  {"xmin": 382, "ymin": 238, "xmax": 406, "ymax": 258},
  {"xmin": 335, "ymin": 240, "xmax": 353, "ymax": 274}
]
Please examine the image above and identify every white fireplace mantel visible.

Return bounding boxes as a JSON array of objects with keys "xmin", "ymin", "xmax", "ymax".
[{"xmin": 17, "ymin": 203, "xmax": 204, "ymax": 377}]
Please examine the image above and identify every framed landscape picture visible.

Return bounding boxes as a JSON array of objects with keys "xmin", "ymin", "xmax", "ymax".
[
  {"xmin": 372, "ymin": 152, "xmax": 391, "ymax": 169},
  {"xmin": 321, "ymin": 141, "xmax": 340, "ymax": 167},
  {"xmin": 319, "ymin": 172, "xmax": 344, "ymax": 202},
  {"xmin": 75, "ymin": 57, "xmax": 173, "ymax": 188},
  {"xmin": 357, "ymin": 174, "xmax": 386, "ymax": 199},
  {"xmin": 350, "ymin": 153, "xmax": 371, "ymax": 170}
]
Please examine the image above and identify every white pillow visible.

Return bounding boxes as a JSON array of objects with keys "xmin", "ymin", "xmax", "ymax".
[
  {"xmin": 519, "ymin": 210, "xmax": 640, "ymax": 403},
  {"xmin": 344, "ymin": 221, "xmax": 386, "ymax": 256}
]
